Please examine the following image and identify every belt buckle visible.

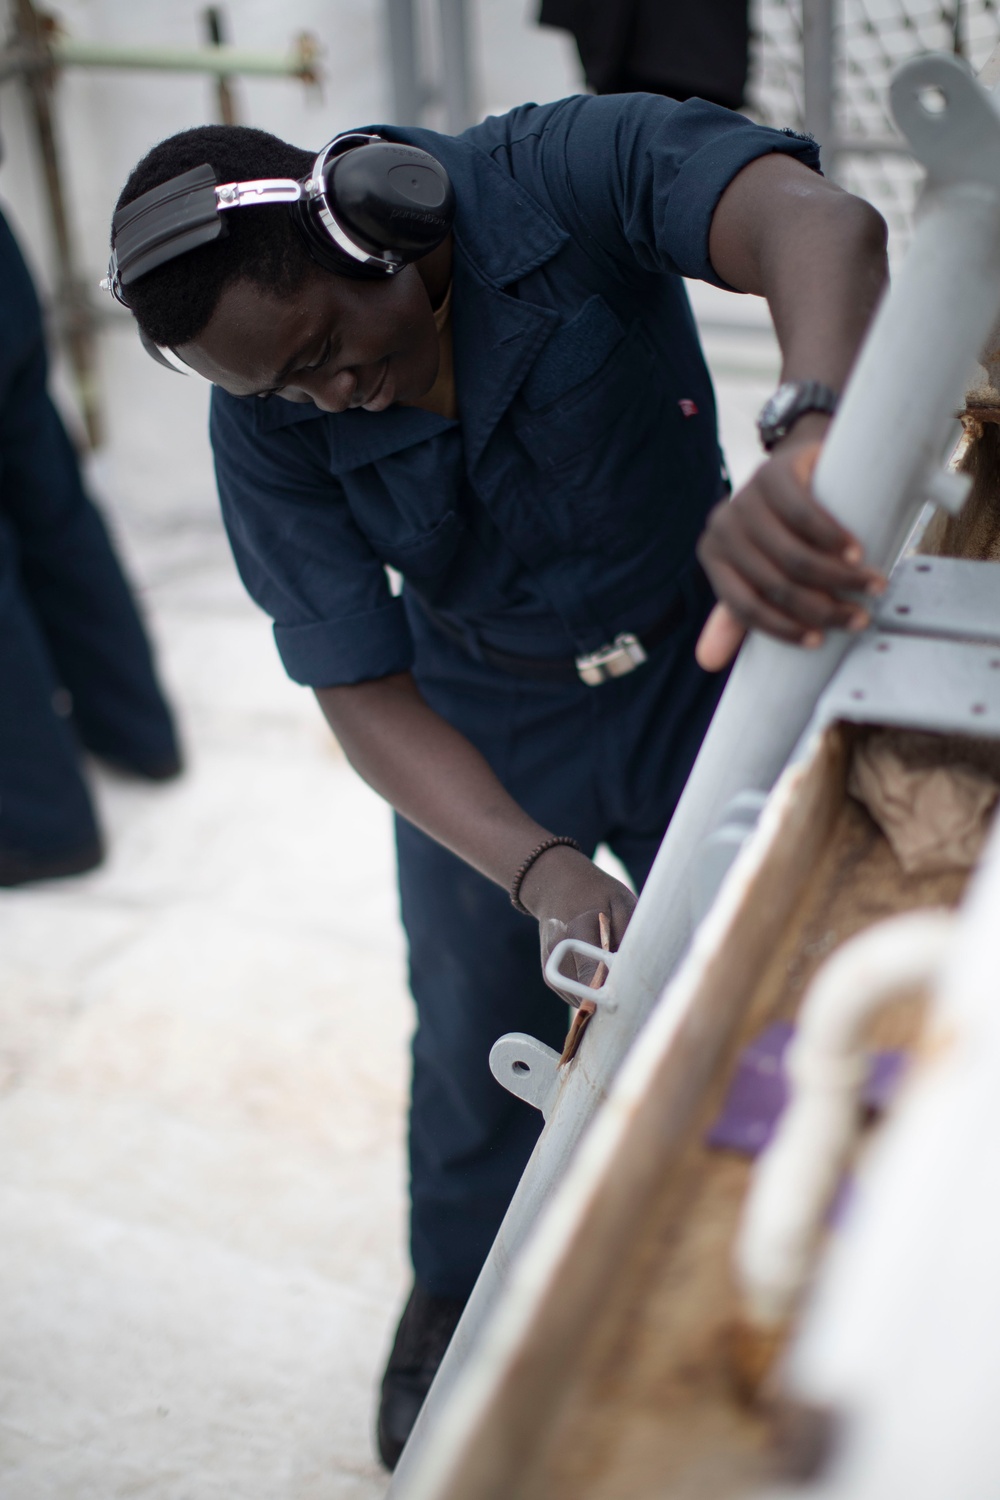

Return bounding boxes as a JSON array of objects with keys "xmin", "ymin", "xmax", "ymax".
[{"xmin": 575, "ymin": 632, "xmax": 648, "ymax": 686}]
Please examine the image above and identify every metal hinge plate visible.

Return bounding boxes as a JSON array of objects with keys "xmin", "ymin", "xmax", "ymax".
[
  {"xmin": 820, "ymin": 630, "xmax": 1000, "ymax": 736},
  {"xmin": 875, "ymin": 556, "xmax": 1000, "ymax": 644}
]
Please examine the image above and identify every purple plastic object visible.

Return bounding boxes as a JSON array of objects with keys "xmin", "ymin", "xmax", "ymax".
[
  {"xmin": 864, "ymin": 1048, "xmax": 907, "ymax": 1113},
  {"xmin": 705, "ymin": 1020, "xmax": 905, "ymax": 1158}
]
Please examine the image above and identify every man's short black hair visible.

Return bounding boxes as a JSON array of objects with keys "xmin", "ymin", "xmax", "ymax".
[{"xmin": 114, "ymin": 125, "xmax": 316, "ymax": 349}]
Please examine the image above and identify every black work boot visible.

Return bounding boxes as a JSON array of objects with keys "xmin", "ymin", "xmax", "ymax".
[{"xmin": 377, "ymin": 1282, "xmax": 467, "ymax": 1470}]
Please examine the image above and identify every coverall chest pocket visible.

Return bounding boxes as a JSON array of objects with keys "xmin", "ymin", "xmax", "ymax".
[
  {"xmin": 509, "ymin": 301, "xmax": 679, "ymax": 555},
  {"xmin": 349, "ymin": 434, "xmax": 468, "ymax": 581},
  {"xmin": 512, "ymin": 302, "xmax": 659, "ymax": 482},
  {"xmin": 368, "ymin": 508, "xmax": 466, "ymax": 580}
]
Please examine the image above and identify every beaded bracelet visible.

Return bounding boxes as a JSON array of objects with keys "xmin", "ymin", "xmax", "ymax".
[{"xmin": 510, "ymin": 835, "xmax": 582, "ymax": 915}]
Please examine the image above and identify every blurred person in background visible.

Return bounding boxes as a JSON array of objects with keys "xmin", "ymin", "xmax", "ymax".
[
  {"xmin": 539, "ymin": 0, "xmax": 750, "ymax": 109},
  {"xmin": 107, "ymin": 89, "xmax": 887, "ymax": 1468},
  {"xmin": 0, "ymin": 209, "xmax": 182, "ymax": 886}
]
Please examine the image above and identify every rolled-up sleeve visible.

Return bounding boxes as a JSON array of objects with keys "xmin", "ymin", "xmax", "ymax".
[
  {"xmin": 210, "ymin": 390, "xmax": 414, "ymax": 687},
  {"xmin": 513, "ymin": 93, "xmax": 822, "ymax": 288}
]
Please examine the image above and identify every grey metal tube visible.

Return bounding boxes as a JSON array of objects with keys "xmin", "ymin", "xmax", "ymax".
[
  {"xmin": 385, "ymin": 0, "xmax": 422, "ymax": 125},
  {"xmin": 438, "ymin": 0, "xmax": 476, "ymax": 134},
  {"xmin": 50, "ymin": 39, "xmax": 317, "ymax": 78},
  {"xmin": 803, "ymin": 0, "xmax": 837, "ymax": 172}
]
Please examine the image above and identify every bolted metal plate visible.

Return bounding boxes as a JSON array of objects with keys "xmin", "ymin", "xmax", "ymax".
[
  {"xmin": 875, "ymin": 556, "xmax": 1000, "ymax": 644},
  {"xmin": 820, "ymin": 631, "xmax": 1000, "ymax": 735}
]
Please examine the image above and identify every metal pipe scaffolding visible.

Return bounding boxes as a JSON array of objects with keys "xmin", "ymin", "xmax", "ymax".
[
  {"xmin": 29, "ymin": 35, "xmax": 319, "ymax": 80},
  {"xmin": 0, "ymin": 2, "xmax": 321, "ymax": 446}
]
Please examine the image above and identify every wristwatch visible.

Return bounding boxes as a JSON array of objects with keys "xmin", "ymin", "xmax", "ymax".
[{"xmin": 757, "ymin": 380, "xmax": 839, "ymax": 451}]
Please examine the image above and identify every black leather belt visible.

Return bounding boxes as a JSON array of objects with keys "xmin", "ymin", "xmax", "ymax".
[{"xmin": 424, "ymin": 594, "xmax": 688, "ymax": 686}]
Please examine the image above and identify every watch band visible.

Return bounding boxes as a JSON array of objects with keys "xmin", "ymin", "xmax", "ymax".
[{"xmin": 757, "ymin": 379, "xmax": 839, "ymax": 451}]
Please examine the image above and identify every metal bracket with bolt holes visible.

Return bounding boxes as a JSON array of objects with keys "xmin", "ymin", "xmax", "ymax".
[
  {"xmin": 891, "ymin": 52, "xmax": 1000, "ymax": 192},
  {"xmin": 874, "ymin": 557, "xmax": 1000, "ymax": 643},
  {"xmin": 819, "ymin": 632, "xmax": 1000, "ymax": 735},
  {"xmin": 543, "ymin": 939, "xmax": 618, "ymax": 1009},
  {"xmin": 489, "ymin": 1033, "xmax": 562, "ymax": 1118}
]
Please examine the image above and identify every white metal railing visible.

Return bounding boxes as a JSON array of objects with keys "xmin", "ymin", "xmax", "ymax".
[{"xmin": 750, "ymin": 0, "xmax": 1000, "ymax": 248}]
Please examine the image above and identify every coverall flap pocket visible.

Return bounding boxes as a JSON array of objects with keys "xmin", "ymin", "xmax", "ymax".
[
  {"xmin": 369, "ymin": 508, "xmax": 465, "ymax": 579},
  {"xmin": 512, "ymin": 318, "xmax": 656, "ymax": 475},
  {"xmin": 521, "ymin": 295, "xmax": 625, "ymax": 411}
]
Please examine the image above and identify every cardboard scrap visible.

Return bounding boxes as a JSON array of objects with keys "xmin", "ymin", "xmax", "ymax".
[{"xmin": 849, "ymin": 730, "xmax": 999, "ymax": 875}]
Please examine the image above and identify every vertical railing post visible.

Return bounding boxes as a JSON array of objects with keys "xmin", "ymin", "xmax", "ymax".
[
  {"xmin": 803, "ymin": 0, "xmax": 837, "ymax": 174},
  {"xmin": 438, "ymin": 0, "xmax": 476, "ymax": 134},
  {"xmin": 203, "ymin": 7, "xmax": 238, "ymax": 126},
  {"xmin": 384, "ymin": 0, "xmax": 422, "ymax": 125},
  {"xmin": 14, "ymin": 0, "xmax": 102, "ymax": 448}
]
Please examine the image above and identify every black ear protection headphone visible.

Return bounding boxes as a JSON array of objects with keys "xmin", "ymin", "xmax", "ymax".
[{"xmin": 102, "ymin": 132, "xmax": 456, "ymax": 371}]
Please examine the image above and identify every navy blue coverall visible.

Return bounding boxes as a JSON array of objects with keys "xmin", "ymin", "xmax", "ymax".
[
  {"xmin": 0, "ymin": 209, "xmax": 179, "ymax": 866},
  {"xmin": 210, "ymin": 94, "xmax": 820, "ymax": 1298}
]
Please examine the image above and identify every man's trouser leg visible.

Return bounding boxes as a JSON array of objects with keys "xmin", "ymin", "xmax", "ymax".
[
  {"xmin": 400, "ymin": 581, "xmax": 726, "ymax": 1298},
  {"xmin": 397, "ymin": 820, "xmax": 573, "ymax": 1299},
  {"xmin": 0, "ymin": 211, "xmax": 180, "ymax": 776},
  {"xmin": 0, "ymin": 511, "xmax": 101, "ymax": 862}
]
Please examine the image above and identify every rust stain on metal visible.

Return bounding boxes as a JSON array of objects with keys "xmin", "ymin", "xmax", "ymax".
[{"xmin": 559, "ymin": 912, "xmax": 610, "ymax": 1067}]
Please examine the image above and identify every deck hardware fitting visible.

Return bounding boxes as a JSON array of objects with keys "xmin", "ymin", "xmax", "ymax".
[
  {"xmin": 543, "ymin": 940, "xmax": 618, "ymax": 1010},
  {"xmin": 873, "ymin": 555, "xmax": 1000, "ymax": 642},
  {"xmin": 488, "ymin": 1034, "xmax": 561, "ymax": 1119},
  {"xmin": 820, "ymin": 634, "xmax": 1000, "ymax": 735}
]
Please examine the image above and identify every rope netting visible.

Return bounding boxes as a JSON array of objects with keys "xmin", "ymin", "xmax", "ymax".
[{"xmin": 748, "ymin": 0, "xmax": 1000, "ymax": 248}]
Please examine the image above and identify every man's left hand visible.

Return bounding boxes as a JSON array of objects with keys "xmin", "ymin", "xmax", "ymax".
[{"xmin": 694, "ymin": 423, "xmax": 886, "ymax": 671}]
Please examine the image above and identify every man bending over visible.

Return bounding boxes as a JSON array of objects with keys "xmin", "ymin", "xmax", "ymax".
[{"xmin": 106, "ymin": 92, "xmax": 887, "ymax": 1467}]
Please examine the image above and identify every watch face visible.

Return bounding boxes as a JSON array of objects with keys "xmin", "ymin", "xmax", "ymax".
[
  {"xmin": 766, "ymin": 383, "xmax": 801, "ymax": 426},
  {"xmin": 758, "ymin": 381, "xmax": 836, "ymax": 450}
]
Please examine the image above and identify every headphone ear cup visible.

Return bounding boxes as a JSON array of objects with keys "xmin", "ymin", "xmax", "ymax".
[
  {"xmin": 326, "ymin": 142, "xmax": 455, "ymax": 260},
  {"xmin": 287, "ymin": 198, "xmax": 387, "ymax": 280},
  {"xmin": 289, "ymin": 139, "xmax": 455, "ymax": 279}
]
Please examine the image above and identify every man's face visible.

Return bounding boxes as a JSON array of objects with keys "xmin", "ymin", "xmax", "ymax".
[{"xmin": 176, "ymin": 257, "xmax": 442, "ymax": 412}]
